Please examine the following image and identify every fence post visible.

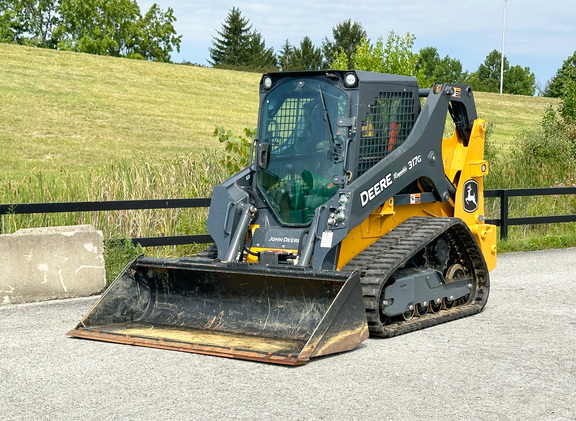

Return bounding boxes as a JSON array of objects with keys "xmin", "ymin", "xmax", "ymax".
[{"xmin": 500, "ymin": 190, "xmax": 509, "ymax": 240}]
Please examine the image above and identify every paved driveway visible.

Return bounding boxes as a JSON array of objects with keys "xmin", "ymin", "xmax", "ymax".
[{"xmin": 1, "ymin": 249, "xmax": 575, "ymax": 421}]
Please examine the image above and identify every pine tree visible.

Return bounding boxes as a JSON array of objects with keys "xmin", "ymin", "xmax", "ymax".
[
  {"xmin": 277, "ymin": 37, "xmax": 322, "ymax": 71},
  {"xmin": 277, "ymin": 39, "xmax": 294, "ymax": 71},
  {"xmin": 322, "ymin": 19, "xmax": 366, "ymax": 69},
  {"xmin": 244, "ymin": 30, "xmax": 276, "ymax": 70},
  {"xmin": 291, "ymin": 37, "xmax": 322, "ymax": 70},
  {"xmin": 209, "ymin": 7, "xmax": 275, "ymax": 70},
  {"xmin": 209, "ymin": 7, "xmax": 252, "ymax": 67}
]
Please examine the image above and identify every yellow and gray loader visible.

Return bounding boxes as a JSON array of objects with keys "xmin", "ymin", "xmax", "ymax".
[{"xmin": 69, "ymin": 70, "xmax": 497, "ymax": 365}]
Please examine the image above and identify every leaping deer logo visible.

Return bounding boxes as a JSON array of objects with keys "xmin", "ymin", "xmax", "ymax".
[
  {"xmin": 463, "ymin": 180, "xmax": 479, "ymax": 213},
  {"xmin": 465, "ymin": 184, "xmax": 477, "ymax": 208}
]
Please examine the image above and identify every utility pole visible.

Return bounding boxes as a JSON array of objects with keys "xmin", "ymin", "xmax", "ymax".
[{"xmin": 500, "ymin": 0, "xmax": 509, "ymax": 94}]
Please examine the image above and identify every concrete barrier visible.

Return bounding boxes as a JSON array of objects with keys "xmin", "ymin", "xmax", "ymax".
[{"xmin": 0, "ymin": 225, "xmax": 106, "ymax": 305}]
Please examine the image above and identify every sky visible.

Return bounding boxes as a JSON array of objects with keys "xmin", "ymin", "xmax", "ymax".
[{"xmin": 139, "ymin": 0, "xmax": 576, "ymax": 91}]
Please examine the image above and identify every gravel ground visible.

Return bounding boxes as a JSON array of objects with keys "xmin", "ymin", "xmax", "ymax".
[{"xmin": 1, "ymin": 248, "xmax": 575, "ymax": 421}]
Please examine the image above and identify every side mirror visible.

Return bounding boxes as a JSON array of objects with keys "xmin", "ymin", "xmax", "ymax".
[{"xmin": 257, "ymin": 141, "xmax": 269, "ymax": 169}]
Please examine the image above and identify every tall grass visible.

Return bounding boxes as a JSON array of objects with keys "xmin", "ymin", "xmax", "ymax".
[
  {"xmin": 0, "ymin": 149, "xmax": 228, "ymax": 254},
  {"xmin": 484, "ymin": 107, "xmax": 576, "ymax": 251}
]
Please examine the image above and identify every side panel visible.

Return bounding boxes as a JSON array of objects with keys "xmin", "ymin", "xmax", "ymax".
[
  {"xmin": 449, "ymin": 119, "xmax": 497, "ymax": 270},
  {"xmin": 206, "ymin": 167, "xmax": 252, "ymax": 261}
]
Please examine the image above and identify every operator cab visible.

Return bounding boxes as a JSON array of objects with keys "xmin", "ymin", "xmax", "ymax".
[{"xmin": 256, "ymin": 75, "xmax": 350, "ymax": 225}]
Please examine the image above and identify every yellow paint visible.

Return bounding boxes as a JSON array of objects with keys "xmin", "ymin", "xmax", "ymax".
[{"xmin": 469, "ymin": 223, "xmax": 497, "ymax": 271}]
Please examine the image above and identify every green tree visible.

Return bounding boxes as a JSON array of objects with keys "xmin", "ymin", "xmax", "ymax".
[
  {"xmin": 545, "ymin": 51, "xmax": 576, "ymax": 98},
  {"xmin": 0, "ymin": 0, "xmax": 59, "ymax": 47},
  {"xmin": 475, "ymin": 49, "xmax": 506, "ymax": 92},
  {"xmin": 53, "ymin": 0, "xmax": 180, "ymax": 62},
  {"xmin": 243, "ymin": 30, "xmax": 276, "ymax": 70},
  {"xmin": 1, "ymin": 0, "xmax": 180, "ymax": 61},
  {"xmin": 293, "ymin": 37, "xmax": 322, "ymax": 70},
  {"xmin": 417, "ymin": 46, "xmax": 440, "ymax": 82},
  {"xmin": 348, "ymin": 37, "xmax": 383, "ymax": 71},
  {"xmin": 471, "ymin": 49, "xmax": 535, "ymax": 95},
  {"xmin": 209, "ymin": 7, "xmax": 275, "ymax": 70},
  {"xmin": 417, "ymin": 46, "xmax": 466, "ymax": 85},
  {"xmin": 506, "ymin": 65, "xmax": 536, "ymax": 96},
  {"xmin": 330, "ymin": 48, "xmax": 350, "ymax": 70},
  {"xmin": 381, "ymin": 32, "xmax": 421, "ymax": 77},
  {"xmin": 277, "ymin": 39, "xmax": 294, "ymax": 71},
  {"xmin": 0, "ymin": 0, "xmax": 19, "ymax": 42},
  {"xmin": 55, "ymin": 0, "xmax": 140, "ymax": 56},
  {"xmin": 209, "ymin": 7, "xmax": 252, "ymax": 67},
  {"xmin": 337, "ymin": 31, "xmax": 426, "ymax": 86},
  {"xmin": 558, "ymin": 68, "xmax": 576, "ymax": 121},
  {"xmin": 127, "ymin": 4, "xmax": 181, "ymax": 62},
  {"xmin": 322, "ymin": 19, "xmax": 366, "ymax": 69},
  {"xmin": 277, "ymin": 37, "xmax": 322, "ymax": 71},
  {"xmin": 434, "ymin": 56, "xmax": 466, "ymax": 84}
]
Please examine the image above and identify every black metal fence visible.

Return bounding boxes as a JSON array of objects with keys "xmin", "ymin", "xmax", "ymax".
[
  {"xmin": 485, "ymin": 187, "xmax": 576, "ymax": 239},
  {"xmin": 1, "ymin": 187, "xmax": 576, "ymax": 244},
  {"xmin": 0, "ymin": 198, "xmax": 213, "ymax": 247}
]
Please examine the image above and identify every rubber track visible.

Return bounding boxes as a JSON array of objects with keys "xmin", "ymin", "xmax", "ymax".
[{"xmin": 343, "ymin": 216, "xmax": 490, "ymax": 338}]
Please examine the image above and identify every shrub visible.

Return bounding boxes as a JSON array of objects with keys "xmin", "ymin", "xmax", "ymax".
[
  {"xmin": 213, "ymin": 126, "xmax": 256, "ymax": 173},
  {"xmin": 487, "ymin": 106, "xmax": 576, "ymax": 189}
]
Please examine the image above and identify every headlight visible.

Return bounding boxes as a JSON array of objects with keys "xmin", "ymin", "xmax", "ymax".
[
  {"xmin": 344, "ymin": 73, "xmax": 358, "ymax": 88},
  {"xmin": 262, "ymin": 76, "xmax": 273, "ymax": 89}
]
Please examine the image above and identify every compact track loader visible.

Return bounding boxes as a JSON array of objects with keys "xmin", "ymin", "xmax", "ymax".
[{"xmin": 69, "ymin": 70, "xmax": 497, "ymax": 365}]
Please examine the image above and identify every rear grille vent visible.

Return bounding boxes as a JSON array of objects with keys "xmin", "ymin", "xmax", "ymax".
[{"xmin": 358, "ymin": 91, "xmax": 416, "ymax": 176}]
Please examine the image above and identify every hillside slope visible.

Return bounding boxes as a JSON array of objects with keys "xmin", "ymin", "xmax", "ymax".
[
  {"xmin": 0, "ymin": 44, "xmax": 260, "ymax": 180},
  {"xmin": 475, "ymin": 91, "xmax": 558, "ymax": 151},
  {"xmin": 0, "ymin": 43, "xmax": 558, "ymax": 181}
]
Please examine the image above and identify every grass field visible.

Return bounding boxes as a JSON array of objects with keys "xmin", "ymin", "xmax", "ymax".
[
  {"xmin": 476, "ymin": 91, "xmax": 558, "ymax": 152},
  {"xmin": 0, "ymin": 43, "xmax": 558, "ymax": 182},
  {"xmin": 0, "ymin": 43, "xmax": 260, "ymax": 182}
]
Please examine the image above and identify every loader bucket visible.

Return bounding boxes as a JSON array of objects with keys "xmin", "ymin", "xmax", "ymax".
[{"xmin": 68, "ymin": 256, "xmax": 368, "ymax": 365}]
